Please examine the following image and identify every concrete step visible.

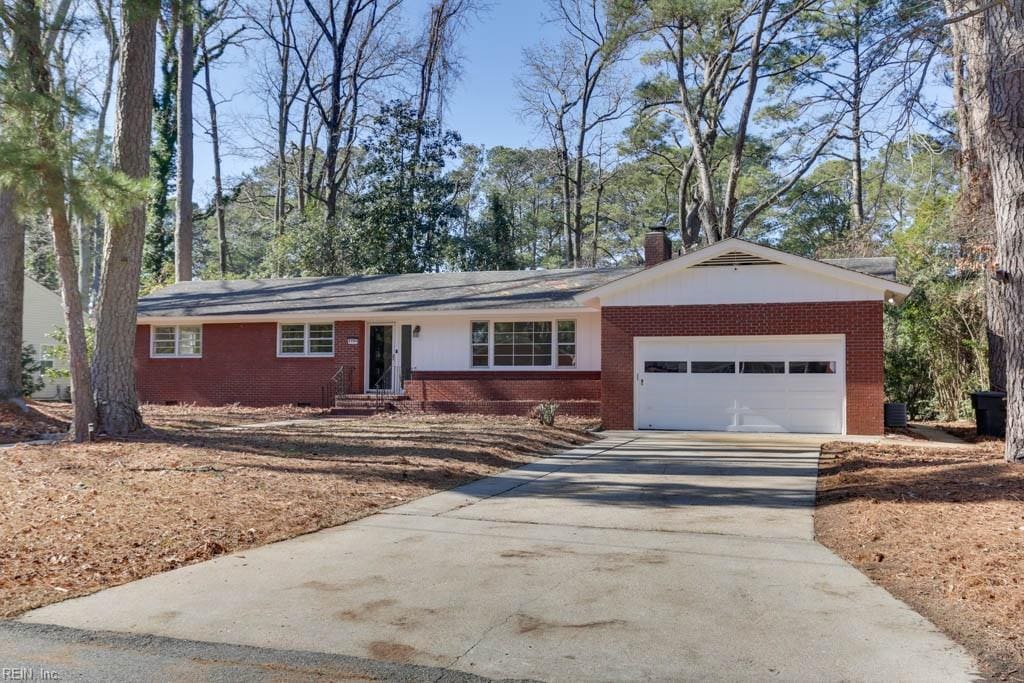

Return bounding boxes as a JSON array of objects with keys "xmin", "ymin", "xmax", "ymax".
[
  {"xmin": 329, "ymin": 407, "xmax": 380, "ymax": 417},
  {"xmin": 335, "ymin": 394, "xmax": 409, "ymax": 402}
]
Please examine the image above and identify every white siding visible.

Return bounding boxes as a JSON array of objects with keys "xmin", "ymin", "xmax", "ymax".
[
  {"xmin": 22, "ymin": 278, "xmax": 68, "ymax": 399},
  {"xmin": 599, "ymin": 263, "xmax": 883, "ymax": 307},
  {"xmin": 366, "ymin": 311, "xmax": 601, "ymax": 372}
]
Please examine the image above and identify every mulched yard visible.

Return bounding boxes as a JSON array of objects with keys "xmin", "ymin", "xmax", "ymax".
[
  {"xmin": 0, "ymin": 409, "xmax": 596, "ymax": 618},
  {"xmin": 815, "ymin": 438, "xmax": 1024, "ymax": 680},
  {"xmin": 0, "ymin": 401, "xmax": 69, "ymax": 444}
]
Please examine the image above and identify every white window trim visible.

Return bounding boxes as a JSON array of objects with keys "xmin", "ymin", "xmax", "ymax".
[
  {"xmin": 38, "ymin": 344, "xmax": 56, "ymax": 370},
  {"xmin": 556, "ymin": 319, "xmax": 577, "ymax": 368},
  {"xmin": 470, "ymin": 320, "xmax": 490, "ymax": 368},
  {"xmin": 467, "ymin": 318, "xmax": 580, "ymax": 370},
  {"xmin": 277, "ymin": 322, "xmax": 335, "ymax": 358},
  {"xmin": 150, "ymin": 324, "xmax": 203, "ymax": 359}
]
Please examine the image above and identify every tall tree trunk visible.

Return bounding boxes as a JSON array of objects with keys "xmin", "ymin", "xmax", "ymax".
[
  {"xmin": 556, "ymin": 123, "xmax": 574, "ymax": 267},
  {"xmin": 947, "ymin": 1, "xmax": 1005, "ymax": 392},
  {"xmin": 201, "ymin": 32, "xmax": 227, "ymax": 276},
  {"xmin": 0, "ymin": 187, "xmax": 24, "ymax": 403},
  {"xmin": 10, "ymin": 0, "xmax": 96, "ymax": 438},
  {"xmin": 92, "ymin": 0, "xmax": 158, "ymax": 436},
  {"xmin": 46, "ymin": 184, "xmax": 96, "ymax": 440},
  {"xmin": 274, "ymin": 1, "xmax": 291, "ymax": 237},
  {"xmin": 76, "ymin": 216, "xmax": 94, "ymax": 310},
  {"xmin": 145, "ymin": 14, "xmax": 178, "ymax": 279},
  {"xmin": 296, "ymin": 101, "xmax": 308, "ymax": 217},
  {"xmin": 174, "ymin": 0, "xmax": 193, "ymax": 282},
  {"xmin": 89, "ymin": 0, "xmax": 119, "ymax": 307},
  {"xmin": 983, "ymin": 1, "xmax": 1024, "ymax": 463},
  {"xmin": 413, "ymin": 3, "xmax": 440, "ymax": 166},
  {"xmin": 850, "ymin": 103, "xmax": 865, "ymax": 231},
  {"xmin": 849, "ymin": 9, "xmax": 866, "ymax": 233},
  {"xmin": 81, "ymin": 26, "xmax": 117, "ymax": 309},
  {"xmin": 591, "ymin": 182, "xmax": 603, "ymax": 266}
]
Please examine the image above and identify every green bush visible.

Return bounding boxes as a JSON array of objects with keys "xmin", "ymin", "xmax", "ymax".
[
  {"xmin": 534, "ymin": 402, "xmax": 559, "ymax": 427},
  {"xmin": 21, "ymin": 344, "xmax": 44, "ymax": 396}
]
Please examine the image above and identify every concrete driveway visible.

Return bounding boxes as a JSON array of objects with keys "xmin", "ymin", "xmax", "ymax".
[{"xmin": 17, "ymin": 432, "xmax": 978, "ymax": 681}]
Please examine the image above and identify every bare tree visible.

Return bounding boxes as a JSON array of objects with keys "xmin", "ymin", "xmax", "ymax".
[
  {"xmin": 412, "ymin": 0, "xmax": 476, "ymax": 166},
  {"xmin": 246, "ymin": 0, "xmax": 300, "ymax": 240},
  {"xmin": 519, "ymin": 0, "xmax": 635, "ymax": 267},
  {"xmin": 199, "ymin": 27, "xmax": 228, "ymax": 275},
  {"xmin": 79, "ymin": 0, "xmax": 119, "ymax": 311},
  {"xmin": 629, "ymin": 0, "xmax": 836, "ymax": 247},
  {"xmin": 92, "ymin": 0, "xmax": 159, "ymax": 436},
  {"xmin": 296, "ymin": 0, "xmax": 403, "ymax": 221}
]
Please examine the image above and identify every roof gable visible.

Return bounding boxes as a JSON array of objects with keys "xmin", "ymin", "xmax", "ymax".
[{"xmin": 576, "ymin": 238, "xmax": 910, "ymax": 307}]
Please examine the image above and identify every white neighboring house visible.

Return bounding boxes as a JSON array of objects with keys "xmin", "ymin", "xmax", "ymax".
[{"xmin": 22, "ymin": 277, "xmax": 68, "ymax": 400}]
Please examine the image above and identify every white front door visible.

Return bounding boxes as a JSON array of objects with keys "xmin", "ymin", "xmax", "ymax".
[{"xmin": 634, "ymin": 336, "xmax": 845, "ymax": 433}]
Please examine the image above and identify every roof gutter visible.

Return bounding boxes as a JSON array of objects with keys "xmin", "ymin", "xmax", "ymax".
[{"xmin": 135, "ymin": 306, "xmax": 600, "ymax": 325}]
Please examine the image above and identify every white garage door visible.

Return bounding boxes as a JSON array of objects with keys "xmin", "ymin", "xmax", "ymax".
[{"xmin": 635, "ymin": 336, "xmax": 845, "ymax": 433}]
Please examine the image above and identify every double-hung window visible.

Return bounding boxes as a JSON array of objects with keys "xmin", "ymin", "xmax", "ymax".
[
  {"xmin": 493, "ymin": 322, "xmax": 552, "ymax": 367},
  {"xmin": 471, "ymin": 319, "xmax": 578, "ymax": 368},
  {"xmin": 279, "ymin": 323, "xmax": 334, "ymax": 356},
  {"xmin": 151, "ymin": 325, "xmax": 202, "ymax": 358},
  {"xmin": 556, "ymin": 320, "xmax": 576, "ymax": 367},
  {"xmin": 38, "ymin": 345, "xmax": 55, "ymax": 370},
  {"xmin": 471, "ymin": 322, "xmax": 489, "ymax": 367}
]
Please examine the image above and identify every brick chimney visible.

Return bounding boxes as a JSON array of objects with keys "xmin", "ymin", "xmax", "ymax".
[{"xmin": 644, "ymin": 226, "xmax": 671, "ymax": 267}]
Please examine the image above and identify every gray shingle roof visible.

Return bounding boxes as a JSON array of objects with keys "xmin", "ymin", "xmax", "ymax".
[
  {"xmin": 137, "ymin": 254, "xmax": 898, "ymax": 319},
  {"xmin": 822, "ymin": 257, "xmax": 897, "ymax": 281},
  {"xmin": 137, "ymin": 268, "xmax": 641, "ymax": 318}
]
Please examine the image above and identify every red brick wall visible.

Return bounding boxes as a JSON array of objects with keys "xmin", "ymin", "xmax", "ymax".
[
  {"xmin": 396, "ymin": 399, "xmax": 600, "ymax": 418},
  {"xmin": 644, "ymin": 230, "xmax": 672, "ymax": 266},
  {"xmin": 404, "ymin": 371, "xmax": 601, "ymax": 402},
  {"xmin": 600, "ymin": 301, "xmax": 884, "ymax": 434},
  {"xmin": 135, "ymin": 321, "xmax": 364, "ymax": 407}
]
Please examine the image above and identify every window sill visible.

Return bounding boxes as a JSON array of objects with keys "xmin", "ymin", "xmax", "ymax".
[
  {"xmin": 277, "ymin": 353, "xmax": 334, "ymax": 358},
  {"xmin": 465, "ymin": 366, "xmax": 580, "ymax": 370},
  {"xmin": 150, "ymin": 355, "xmax": 203, "ymax": 359}
]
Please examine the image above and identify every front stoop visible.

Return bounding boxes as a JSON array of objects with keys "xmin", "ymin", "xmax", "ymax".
[{"xmin": 330, "ymin": 394, "xmax": 409, "ymax": 417}]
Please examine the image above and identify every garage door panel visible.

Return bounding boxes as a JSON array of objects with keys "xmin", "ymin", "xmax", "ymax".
[{"xmin": 635, "ymin": 336, "xmax": 845, "ymax": 434}]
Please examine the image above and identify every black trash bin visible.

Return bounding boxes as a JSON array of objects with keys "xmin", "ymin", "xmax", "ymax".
[{"xmin": 970, "ymin": 391, "xmax": 1007, "ymax": 438}]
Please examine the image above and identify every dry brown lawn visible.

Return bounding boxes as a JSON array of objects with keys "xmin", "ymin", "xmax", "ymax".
[
  {"xmin": 920, "ymin": 419, "xmax": 1007, "ymax": 445},
  {"xmin": 38, "ymin": 401, "xmax": 327, "ymax": 431},
  {"xmin": 0, "ymin": 410, "xmax": 595, "ymax": 618},
  {"xmin": 816, "ymin": 439, "xmax": 1024, "ymax": 680},
  {"xmin": 0, "ymin": 401, "xmax": 69, "ymax": 443}
]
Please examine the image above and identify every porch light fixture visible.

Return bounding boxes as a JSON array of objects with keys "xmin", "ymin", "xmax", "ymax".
[{"xmin": 413, "ymin": 325, "xmax": 421, "ymax": 337}]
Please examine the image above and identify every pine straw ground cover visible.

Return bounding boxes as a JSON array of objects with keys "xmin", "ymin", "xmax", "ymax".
[
  {"xmin": 0, "ymin": 401, "xmax": 69, "ymax": 443},
  {"xmin": 815, "ymin": 439, "xmax": 1024, "ymax": 680},
  {"xmin": 38, "ymin": 402, "xmax": 328, "ymax": 432},
  {"xmin": 0, "ymin": 412, "xmax": 595, "ymax": 618}
]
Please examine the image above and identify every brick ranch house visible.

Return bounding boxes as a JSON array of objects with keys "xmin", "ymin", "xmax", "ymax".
[{"xmin": 134, "ymin": 234, "xmax": 910, "ymax": 435}]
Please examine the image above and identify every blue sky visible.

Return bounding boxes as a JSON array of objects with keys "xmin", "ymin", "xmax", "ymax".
[
  {"xmin": 193, "ymin": 0, "xmax": 559, "ymax": 197},
  {"xmin": 440, "ymin": 0, "xmax": 558, "ymax": 149}
]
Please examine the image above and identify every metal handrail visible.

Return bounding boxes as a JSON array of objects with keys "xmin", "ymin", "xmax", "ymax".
[
  {"xmin": 331, "ymin": 365, "xmax": 348, "ymax": 401},
  {"xmin": 371, "ymin": 363, "xmax": 399, "ymax": 411}
]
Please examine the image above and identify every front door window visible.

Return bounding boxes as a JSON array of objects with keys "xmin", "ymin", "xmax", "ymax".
[{"xmin": 369, "ymin": 325, "xmax": 394, "ymax": 391}]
